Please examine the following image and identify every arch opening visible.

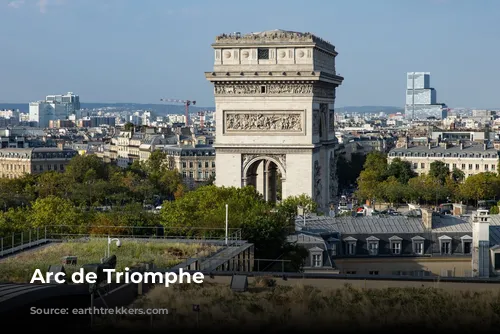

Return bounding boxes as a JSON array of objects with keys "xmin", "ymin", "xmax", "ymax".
[{"xmin": 243, "ymin": 158, "xmax": 284, "ymax": 203}]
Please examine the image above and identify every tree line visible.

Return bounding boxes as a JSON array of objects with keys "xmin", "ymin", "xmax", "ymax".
[
  {"xmin": 0, "ymin": 151, "xmax": 315, "ymax": 269},
  {"xmin": 356, "ymin": 151, "xmax": 500, "ymax": 207}
]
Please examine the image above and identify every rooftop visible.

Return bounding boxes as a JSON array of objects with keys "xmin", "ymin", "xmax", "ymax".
[{"xmin": 214, "ymin": 29, "xmax": 336, "ymax": 53}]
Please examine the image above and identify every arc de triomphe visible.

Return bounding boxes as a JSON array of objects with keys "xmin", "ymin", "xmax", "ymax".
[{"xmin": 205, "ymin": 29, "xmax": 344, "ymax": 212}]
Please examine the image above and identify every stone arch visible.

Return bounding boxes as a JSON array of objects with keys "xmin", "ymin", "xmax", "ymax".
[
  {"xmin": 242, "ymin": 155, "xmax": 286, "ymax": 179},
  {"xmin": 242, "ymin": 155, "xmax": 286, "ymax": 203}
]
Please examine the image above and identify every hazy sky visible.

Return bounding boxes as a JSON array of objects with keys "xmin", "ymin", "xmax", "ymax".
[{"xmin": 1, "ymin": 0, "xmax": 498, "ymax": 108}]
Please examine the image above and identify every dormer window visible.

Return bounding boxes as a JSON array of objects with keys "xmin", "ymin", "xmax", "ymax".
[
  {"xmin": 343, "ymin": 236, "xmax": 357, "ymax": 255},
  {"xmin": 439, "ymin": 235, "xmax": 452, "ymax": 255},
  {"xmin": 366, "ymin": 236, "xmax": 380, "ymax": 255},
  {"xmin": 389, "ymin": 236, "xmax": 403, "ymax": 255},
  {"xmin": 412, "ymin": 236, "xmax": 425, "ymax": 255},
  {"xmin": 309, "ymin": 247, "xmax": 323, "ymax": 267},
  {"xmin": 461, "ymin": 235, "xmax": 472, "ymax": 254}
]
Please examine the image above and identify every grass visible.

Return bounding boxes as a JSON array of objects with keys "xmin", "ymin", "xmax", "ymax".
[
  {"xmin": 0, "ymin": 239, "xmax": 219, "ymax": 283},
  {"xmin": 100, "ymin": 281, "xmax": 500, "ymax": 331}
]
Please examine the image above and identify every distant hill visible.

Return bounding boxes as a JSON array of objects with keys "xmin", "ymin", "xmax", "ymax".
[
  {"xmin": 0, "ymin": 103, "xmax": 215, "ymax": 115},
  {"xmin": 337, "ymin": 106, "xmax": 404, "ymax": 113},
  {"xmin": 0, "ymin": 102, "xmax": 401, "ymax": 115}
]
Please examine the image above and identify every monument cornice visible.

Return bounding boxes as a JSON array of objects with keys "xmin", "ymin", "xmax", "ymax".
[{"xmin": 214, "ymin": 146, "xmax": 320, "ymax": 154}]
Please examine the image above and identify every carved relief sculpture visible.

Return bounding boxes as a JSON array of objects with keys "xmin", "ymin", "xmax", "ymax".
[
  {"xmin": 313, "ymin": 160, "xmax": 322, "ymax": 204},
  {"xmin": 313, "ymin": 110, "xmax": 320, "ymax": 135},
  {"xmin": 329, "ymin": 110, "xmax": 335, "ymax": 132},
  {"xmin": 215, "ymin": 83, "xmax": 313, "ymax": 96},
  {"xmin": 329, "ymin": 153, "xmax": 338, "ymax": 201},
  {"xmin": 226, "ymin": 113, "xmax": 302, "ymax": 132}
]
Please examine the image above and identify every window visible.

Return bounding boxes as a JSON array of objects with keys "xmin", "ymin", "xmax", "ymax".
[
  {"xmin": 182, "ymin": 171, "xmax": 186, "ymax": 178},
  {"xmin": 445, "ymin": 163, "xmax": 449, "ymax": 168},
  {"xmin": 469, "ymin": 164, "xmax": 472, "ymax": 170},
  {"xmin": 212, "ymin": 162, "xmax": 215, "ymax": 168},
  {"xmin": 368, "ymin": 242, "xmax": 378, "ymax": 255},
  {"xmin": 182, "ymin": 162, "xmax": 186, "ymax": 168},
  {"xmin": 331, "ymin": 243, "xmax": 337, "ymax": 256},
  {"xmin": 346, "ymin": 242, "xmax": 356, "ymax": 255},
  {"xmin": 413, "ymin": 163, "xmax": 417, "ymax": 169},
  {"xmin": 493, "ymin": 165, "xmax": 496, "ymax": 170},
  {"xmin": 312, "ymin": 254, "xmax": 322, "ymax": 267},
  {"xmin": 257, "ymin": 48, "xmax": 269, "ymax": 60},
  {"xmin": 189, "ymin": 162, "xmax": 193, "ymax": 168},
  {"xmin": 205, "ymin": 171, "xmax": 209, "ymax": 179},
  {"xmin": 476, "ymin": 164, "xmax": 480, "ymax": 170},
  {"xmin": 60, "ymin": 164, "xmax": 64, "ymax": 171},
  {"xmin": 420, "ymin": 163, "xmax": 424, "ymax": 169},
  {"xmin": 345, "ymin": 271, "xmax": 356, "ymax": 275},
  {"xmin": 205, "ymin": 162, "xmax": 209, "ymax": 168},
  {"xmin": 189, "ymin": 171, "xmax": 193, "ymax": 178},
  {"xmin": 461, "ymin": 164, "xmax": 466, "ymax": 169},
  {"xmin": 198, "ymin": 162, "xmax": 202, "ymax": 168},
  {"xmin": 260, "ymin": 85, "xmax": 266, "ymax": 93},
  {"xmin": 452, "ymin": 163, "xmax": 456, "ymax": 168},
  {"xmin": 391, "ymin": 242, "xmax": 401, "ymax": 254},
  {"xmin": 414, "ymin": 242, "xmax": 424, "ymax": 254},
  {"xmin": 369, "ymin": 271, "xmax": 379, "ymax": 275},
  {"xmin": 441, "ymin": 241, "xmax": 451, "ymax": 255}
]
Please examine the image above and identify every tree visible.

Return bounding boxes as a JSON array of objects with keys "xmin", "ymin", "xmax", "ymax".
[
  {"xmin": 459, "ymin": 172, "xmax": 500, "ymax": 204},
  {"xmin": 451, "ymin": 168, "xmax": 465, "ymax": 183},
  {"xmin": 356, "ymin": 169, "xmax": 383, "ymax": 202},
  {"xmin": 28, "ymin": 195, "xmax": 84, "ymax": 229},
  {"xmin": 381, "ymin": 176, "xmax": 406, "ymax": 207},
  {"xmin": 124, "ymin": 122, "xmax": 134, "ymax": 131},
  {"xmin": 160, "ymin": 185, "xmax": 302, "ymax": 261},
  {"xmin": 429, "ymin": 161, "xmax": 450, "ymax": 185},
  {"xmin": 363, "ymin": 151, "xmax": 388, "ymax": 180},
  {"xmin": 387, "ymin": 158, "xmax": 416, "ymax": 184},
  {"xmin": 280, "ymin": 194, "xmax": 317, "ymax": 223},
  {"xmin": 407, "ymin": 175, "xmax": 436, "ymax": 204},
  {"xmin": 65, "ymin": 155, "xmax": 109, "ymax": 183}
]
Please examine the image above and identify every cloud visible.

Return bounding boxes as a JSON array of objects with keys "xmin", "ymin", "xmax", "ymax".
[{"xmin": 7, "ymin": 0, "xmax": 25, "ymax": 8}]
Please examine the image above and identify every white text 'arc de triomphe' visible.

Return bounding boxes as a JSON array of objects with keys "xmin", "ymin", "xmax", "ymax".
[{"xmin": 204, "ymin": 29, "xmax": 344, "ymax": 212}]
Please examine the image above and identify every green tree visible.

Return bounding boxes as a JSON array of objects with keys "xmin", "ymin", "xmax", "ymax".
[
  {"xmin": 28, "ymin": 195, "xmax": 84, "ymax": 228},
  {"xmin": 363, "ymin": 151, "xmax": 388, "ymax": 180},
  {"xmin": 451, "ymin": 168, "xmax": 465, "ymax": 183},
  {"xmin": 381, "ymin": 176, "xmax": 406, "ymax": 207},
  {"xmin": 429, "ymin": 161, "xmax": 450, "ymax": 185},
  {"xmin": 387, "ymin": 158, "xmax": 416, "ymax": 184},
  {"xmin": 407, "ymin": 175, "xmax": 436, "ymax": 204},
  {"xmin": 124, "ymin": 122, "xmax": 134, "ymax": 131},
  {"xmin": 459, "ymin": 172, "xmax": 500, "ymax": 204}
]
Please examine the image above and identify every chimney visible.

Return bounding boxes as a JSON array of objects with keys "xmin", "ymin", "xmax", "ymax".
[
  {"xmin": 460, "ymin": 142, "xmax": 464, "ymax": 150},
  {"xmin": 484, "ymin": 142, "xmax": 487, "ymax": 150},
  {"xmin": 428, "ymin": 142, "xmax": 432, "ymax": 149},
  {"xmin": 57, "ymin": 142, "xmax": 65, "ymax": 150},
  {"xmin": 472, "ymin": 209, "xmax": 490, "ymax": 278},
  {"xmin": 421, "ymin": 208, "xmax": 433, "ymax": 230}
]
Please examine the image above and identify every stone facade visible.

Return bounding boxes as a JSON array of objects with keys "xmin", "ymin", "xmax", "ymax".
[
  {"xmin": 205, "ymin": 29, "xmax": 344, "ymax": 211},
  {"xmin": 0, "ymin": 147, "xmax": 78, "ymax": 179}
]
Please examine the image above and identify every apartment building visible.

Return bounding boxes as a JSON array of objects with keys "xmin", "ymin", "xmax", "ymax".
[
  {"xmin": 388, "ymin": 142, "xmax": 499, "ymax": 177},
  {"xmin": 291, "ymin": 209, "xmax": 500, "ymax": 278},
  {"xmin": 0, "ymin": 147, "xmax": 78, "ymax": 179}
]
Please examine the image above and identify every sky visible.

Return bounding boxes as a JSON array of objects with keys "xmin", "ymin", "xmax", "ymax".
[{"xmin": 0, "ymin": 0, "xmax": 498, "ymax": 108}]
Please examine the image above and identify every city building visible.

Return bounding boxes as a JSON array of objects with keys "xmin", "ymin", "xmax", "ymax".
[
  {"xmin": 29, "ymin": 92, "xmax": 81, "ymax": 128},
  {"xmin": 45, "ymin": 92, "xmax": 81, "ymax": 116},
  {"xmin": 0, "ymin": 147, "xmax": 78, "ymax": 179},
  {"xmin": 205, "ymin": 29, "xmax": 344, "ymax": 212},
  {"xmin": 405, "ymin": 72, "xmax": 447, "ymax": 120},
  {"xmin": 387, "ymin": 142, "xmax": 499, "ymax": 177},
  {"xmin": 290, "ymin": 209, "xmax": 500, "ymax": 278}
]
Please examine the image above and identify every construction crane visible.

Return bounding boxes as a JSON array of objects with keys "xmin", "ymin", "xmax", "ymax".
[
  {"xmin": 160, "ymin": 98, "xmax": 196, "ymax": 126},
  {"xmin": 197, "ymin": 110, "xmax": 212, "ymax": 129}
]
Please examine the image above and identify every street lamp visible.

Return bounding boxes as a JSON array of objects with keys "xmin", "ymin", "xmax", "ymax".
[{"xmin": 106, "ymin": 236, "xmax": 121, "ymax": 258}]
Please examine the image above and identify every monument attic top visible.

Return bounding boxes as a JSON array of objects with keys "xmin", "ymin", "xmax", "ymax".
[{"xmin": 214, "ymin": 29, "xmax": 336, "ymax": 54}]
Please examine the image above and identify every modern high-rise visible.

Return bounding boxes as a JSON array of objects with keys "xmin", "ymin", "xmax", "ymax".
[
  {"xmin": 46, "ymin": 92, "xmax": 81, "ymax": 117},
  {"xmin": 405, "ymin": 72, "xmax": 447, "ymax": 120},
  {"xmin": 29, "ymin": 92, "xmax": 81, "ymax": 128}
]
